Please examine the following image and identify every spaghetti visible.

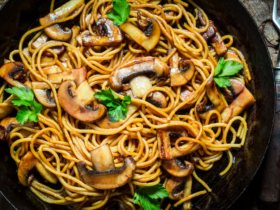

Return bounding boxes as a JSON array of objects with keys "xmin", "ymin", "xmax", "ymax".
[{"xmin": 0, "ymin": 0, "xmax": 255, "ymax": 209}]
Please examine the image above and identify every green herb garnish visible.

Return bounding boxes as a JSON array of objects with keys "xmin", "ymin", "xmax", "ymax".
[
  {"xmin": 94, "ymin": 88, "xmax": 131, "ymax": 122},
  {"xmin": 5, "ymin": 87, "xmax": 42, "ymax": 124},
  {"xmin": 133, "ymin": 184, "xmax": 169, "ymax": 210},
  {"xmin": 213, "ymin": 57, "xmax": 244, "ymax": 88},
  {"xmin": 107, "ymin": 0, "xmax": 131, "ymax": 26}
]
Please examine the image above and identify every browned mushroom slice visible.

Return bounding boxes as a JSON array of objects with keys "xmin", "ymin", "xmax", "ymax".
[
  {"xmin": 225, "ymin": 50, "xmax": 240, "ymax": 61},
  {"xmin": 77, "ymin": 157, "xmax": 136, "ymax": 190},
  {"xmin": 58, "ymin": 80, "xmax": 106, "ymax": 122},
  {"xmin": 90, "ymin": 143, "xmax": 115, "ymax": 172},
  {"xmin": 32, "ymin": 33, "xmax": 66, "ymax": 57},
  {"xmin": 109, "ymin": 57, "xmax": 170, "ymax": 92},
  {"xmin": 169, "ymin": 51, "xmax": 195, "ymax": 87},
  {"xmin": 147, "ymin": 91, "xmax": 167, "ymax": 108},
  {"xmin": 18, "ymin": 151, "xmax": 57, "ymax": 186},
  {"xmin": 180, "ymin": 88, "xmax": 194, "ymax": 109},
  {"xmin": 70, "ymin": 25, "xmax": 81, "ymax": 47},
  {"xmin": 76, "ymin": 18, "xmax": 123, "ymax": 46},
  {"xmin": 198, "ymin": 10, "xmax": 206, "ymax": 26},
  {"xmin": 47, "ymin": 67, "xmax": 87, "ymax": 86},
  {"xmin": 221, "ymin": 79, "xmax": 255, "ymax": 123},
  {"xmin": 96, "ymin": 103, "xmax": 140, "ymax": 129},
  {"xmin": 129, "ymin": 75, "xmax": 152, "ymax": 98},
  {"xmin": 201, "ymin": 21, "xmax": 216, "ymax": 41},
  {"xmin": 0, "ymin": 117, "xmax": 17, "ymax": 142},
  {"xmin": 157, "ymin": 127, "xmax": 173, "ymax": 160},
  {"xmin": 0, "ymin": 95, "xmax": 15, "ymax": 119},
  {"xmin": 197, "ymin": 77, "xmax": 227, "ymax": 119},
  {"xmin": 162, "ymin": 159, "xmax": 194, "ymax": 177},
  {"xmin": 211, "ymin": 21, "xmax": 227, "ymax": 56},
  {"xmin": 32, "ymin": 82, "xmax": 57, "ymax": 108},
  {"xmin": 166, "ymin": 176, "xmax": 187, "ymax": 200},
  {"xmin": 120, "ymin": 18, "xmax": 160, "ymax": 52},
  {"xmin": 0, "ymin": 62, "xmax": 25, "ymax": 87},
  {"xmin": 39, "ymin": 0, "xmax": 84, "ymax": 41},
  {"xmin": 42, "ymin": 65, "xmax": 62, "ymax": 75}
]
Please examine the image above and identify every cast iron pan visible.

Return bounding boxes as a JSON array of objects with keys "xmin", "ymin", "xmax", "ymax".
[{"xmin": 0, "ymin": 0, "xmax": 275, "ymax": 209}]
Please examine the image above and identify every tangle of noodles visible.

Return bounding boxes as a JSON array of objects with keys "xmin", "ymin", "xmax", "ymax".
[{"xmin": 0, "ymin": 0, "xmax": 255, "ymax": 209}]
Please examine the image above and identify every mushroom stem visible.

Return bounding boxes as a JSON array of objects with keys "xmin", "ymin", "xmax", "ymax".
[
  {"xmin": 90, "ymin": 144, "xmax": 115, "ymax": 172},
  {"xmin": 129, "ymin": 75, "xmax": 152, "ymax": 98}
]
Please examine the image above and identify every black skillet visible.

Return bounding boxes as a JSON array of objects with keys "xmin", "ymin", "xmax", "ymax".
[{"xmin": 0, "ymin": 0, "xmax": 275, "ymax": 209}]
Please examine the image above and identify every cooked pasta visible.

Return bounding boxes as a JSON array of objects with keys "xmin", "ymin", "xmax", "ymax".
[{"xmin": 0, "ymin": 0, "xmax": 255, "ymax": 209}]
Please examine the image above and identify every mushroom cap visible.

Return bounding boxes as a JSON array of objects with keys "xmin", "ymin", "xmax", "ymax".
[
  {"xmin": 162, "ymin": 159, "xmax": 194, "ymax": 177},
  {"xmin": 169, "ymin": 51, "xmax": 195, "ymax": 87},
  {"xmin": 109, "ymin": 57, "xmax": 170, "ymax": 92},
  {"xmin": 77, "ymin": 157, "xmax": 136, "ymax": 190},
  {"xmin": 18, "ymin": 152, "xmax": 38, "ymax": 186},
  {"xmin": 146, "ymin": 91, "xmax": 167, "ymax": 108},
  {"xmin": 0, "ymin": 62, "xmax": 25, "ymax": 88},
  {"xmin": 47, "ymin": 67, "xmax": 87, "ymax": 86},
  {"xmin": 166, "ymin": 176, "xmax": 186, "ymax": 200},
  {"xmin": 18, "ymin": 152, "xmax": 58, "ymax": 186},
  {"xmin": 39, "ymin": 0, "xmax": 84, "ymax": 41},
  {"xmin": 76, "ymin": 18, "xmax": 123, "ymax": 46},
  {"xmin": 58, "ymin": 80, "xmax": 106, "ymax": 122},
  {"xmin": 120, "ymin": 18, "xmax": 160, "ymax": 52},
  {"xmin": 0, "ymin": 117, "xmax": 17, "ymax": 142}
]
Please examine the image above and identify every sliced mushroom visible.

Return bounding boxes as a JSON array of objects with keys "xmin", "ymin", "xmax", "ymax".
[
  {"xmin": 0, "ymin": 117, "xmax": 17, "ymax": 142},
  {"xmin": 198, "ymin": 10, "xmax": 206, "ymax": 26},
  {"xmin": 146, "ymin": 91, "xmax": 167, "ymax": 108},
  {"xmin": 162, "ymin": 159, "xmax": 194, "ymax": 177},
  {"xmin": 43, "ymin": 65, "xmax": 62, "ymax": 75},
  {"xmin": 47, "ymin": 67, "xmax": 87, "ymax": 86},
  {"xmin": 166, "ymin": 176, "xmax": 187, "ymax": 200},
  {"xmin": 210, "ymin": 21, "xmax": 227, "ymax": 56},
  {"xmin": 32, "ymin": 82, "xmax": 57, "ymax": 108},
  {"xmin": 76, "ymin": 18, "xmax": 123, "ymax": 46},
  {"xmin": 39, "ymin": 0, "xmax": 84, "ymax": 41},
  {"xmin": 0, "ymin": 95, "xmax": 16, "ymax": 119},
  {"xmin": 180, "ymin": 87, "xmax": 194, "ymax": 109},
  {"xmin": 32, "ymin": 33, "xmax": 65, "ymax": 57},
  {"xmin": 129, "ymin": 75, "xmax": 152, "ymax": 98},
  {"xmin": 77, "ymin": 157, "xmax": 136, "ymax": 190},
  {"xmin": 18, "ymin": 151, "xmax": 57, "ymax": 186},
  {"xmin": 96, "ymin": 103, "xmax": 140, "ymax": 129},
  {"xmin": 90, "ymin": 143, "xmax": 115, "ymax": 172},
  {"xmin": 197, "ymin": 77, "xmax": 227, "ymax": 119},
  {"xmin": 225, "ymin": 50, "xmax": 240, "ymax": 61},
  {"xmin": 120, "ymin": 18, "xmax": 160, "ymax": 52},
  {"xmin": 201, "ymin": 21, "xmax": 215, "ymax": 41},
  {"xmin": 221, "ymin": 79, "xmax": 255, "ymax": 123},
  {"xmin": 0, "ymin": 62, "xmax": 25, "ymax": 87},
  {"xmin": 58, "ymin": 80, "xmax": 106, "ymax": 122},
  {"xmin": 109, "ymin": 57, "xmax": 170, "ymax": 92},
  {"xmin": 169, "ymin": 50, "xmax": 195, "ymax": 87}
]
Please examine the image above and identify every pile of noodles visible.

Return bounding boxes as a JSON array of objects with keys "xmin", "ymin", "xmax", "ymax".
[{"xmin": 1, "ymin": 0, "xmax": 252, "ymax": 209}]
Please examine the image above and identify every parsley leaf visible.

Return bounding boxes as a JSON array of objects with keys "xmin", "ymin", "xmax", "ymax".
[
  {"xmin": 133, "ymin": 184, "xmax": 169, "ymax": 210},
  {"xmin": 213, "ymin": 57, "xmax": 244, "ymax": 88},
  {"xmin": 107, "ymin": 0, "xmax": 131, "ymax": 26},
  {"xmin": 5, "ymin": 87, "xmax": 42, "ymax": 124},
  {"xmin": 94, "ymin": 88, "xmax": 131, "ymax": 122}
]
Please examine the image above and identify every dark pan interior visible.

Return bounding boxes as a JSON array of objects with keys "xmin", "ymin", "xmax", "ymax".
[{"xmin": 0, "ymin": 0, "xmax": 275, "ymax": 209}]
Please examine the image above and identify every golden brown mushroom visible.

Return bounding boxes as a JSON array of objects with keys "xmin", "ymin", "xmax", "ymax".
[
  {"xmin": 109, "ymin": 57, "xmax": 170, "ymax": 92},
  {"xmin": 0, "ymin": 62, "xmax": 25, "ymax": 87},
  {"xmin": 47, "ymin": 67, "xmax": 87, "ymax": 86},
  {"xmin": 58, "ymin": 80, "xmax": 106, "ymax": 122},
  {"xmin": 77, "ymin": 155, "xmax": 136, "ymax": 190},
  {"xmin": 76, "ymin": 18, "xmax": 123, "ymax": 46},
  {"xmin": 146, "ymin": 91, "xmax": 167, "ymax": 108},
  {"xmin": 157, "ymin": 126, "xmax": 188, "ymax": 160},
  {"xmin": 166, "ymin": 176, "xmax": 188, "ymax": 200},
  {"xmin": 120, "ymin": 18, "xmax": 160, "ymax": 52},
  {"xmin": 162, "ymin": 159, "xmax": 194, "ymax": 177},
  {"xmin": 197, "ymin": 77, "xmax": 227, "ymax": 119},
  {"xmin": 221, "ymin": 79, "xmax": 255, "ymax": 123},
  {"xmin": 18, "ymin": 151, "xmax": 57, "ymax": 186},
  {"xmin": 39, "ymin": 0, "xmax": 84, "ymax": 41},
  {"xmin": 169, "ymin": 50, "xmax": 195, "ymax": 87},
  {"xmin": 32, "ymin": 82, "xmax": 57, "ymax": 108},
  {"xmin": 32, "ymin": 33, "xmax": 66, "ymax": 57},
  {"xmin": 210, "ymin": 21, "xmax": 227, "ymax": 56},
  {"xmin": 90, "ymin": 143, "xmax": 115, "ymax": 172}
]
